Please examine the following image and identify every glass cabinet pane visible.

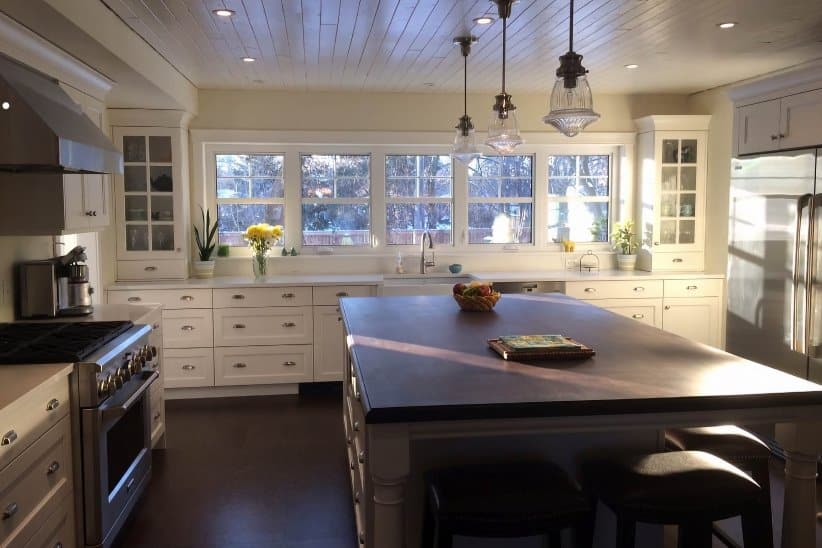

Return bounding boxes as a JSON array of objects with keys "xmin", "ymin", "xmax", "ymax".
[
  {"xmin": 680, "ymin": 166, "xmax": 696, "ymax": 191},
  {"xmin": 679, "ymin": 220, "xmax": 695, "ymax": 244},
  {"xmin": 151, "ymin": 225, "xmax": 174, "ymax": 251},
  {"xmin": 124, "ymin": 166, "xmax": 146, "ymax": 192},
  {"xmin": 150, "ymin": 166, "xmax": 173, "ymax": 192},
  {"xmin": 661, "ymin": 220, "xmax": 677, "ymax": 244},
  {"xmin": 150, "ymin": 195, "xmax": 174, "ymax": 221},
  {"xmin": 123, "ymin": 136, "xmax": 146, "ymax": 162},
  {"xmin": 661, "ymin": 167, "xmax": 678, "ymax": 191},
  {"xmin": 125, "ymin": 196, "xmax": 147, "ymax": 221},
  {"xmin": 149, "ymin": 136, "xmax": 172, "ymax": 163},
  {"xmin": 680, "ymin": 140, "xmax": 697, "ymax": 163},
  {"xmin": 662, "ymin": 140, "xmax": 679, "ymax": 163},
  {"xmin": 679, "ymin": 194, "xmax": 696, "ymax": 217},
  {"xmin": 126, "ymin": 225, "xmax": 149, "ymax": 251},
  {"xmin": 661, "ymin": 194, "xmax": 677, "ymax": 217}
]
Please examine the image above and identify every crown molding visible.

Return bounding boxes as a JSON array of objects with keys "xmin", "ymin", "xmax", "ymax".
[{"xmin": 727, "ymin": 61, "xmax": 822, "ymax": 105}]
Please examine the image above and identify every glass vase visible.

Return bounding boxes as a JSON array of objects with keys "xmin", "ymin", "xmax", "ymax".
[{"xmin": 252, "ymin": 250, "xmax": 268, "ymax": 280}]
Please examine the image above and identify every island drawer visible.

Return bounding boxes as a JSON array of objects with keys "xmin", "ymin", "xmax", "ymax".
[
  {"xmin": 19, "ymin": 493, "xmax": 73, "ymax": 548},
  {"xmin": 162, "ymin": 309, "xmax": 213, "ymax": 348},
  {"xmin": 213, "ymin": 287, "xmax": 312, "ymax": 308},
  {"xmin": 214, "ymin": 345, "xmax": 313, "ymax": 386},
  {"xmin": 108, "ymin": 288, "xmax": 212, "ymax": 309},
  {"xmin": 1, "ymin": 375, "xmax": 69, "ymax": 471},
  {"xmin": 214, "ymin": 307, "xmax": 313, "ymax": 346},
  {"xmin": 664, "ymin": 278, "xmax": 722, "ymax": 298},
  {"xmin": 565, "ymin": 280, "xmax": 663, "ymax": 300},
  {"xmin": 0, "ymin": 416, "xmax": 71, "ymax": 547},
  {"xmin": 313, "ymin": 285, "xmax": 375, "ymax": 306},
  {"xmin": 163, "ymin": 348, "xmax": 215, "ymax": 388}
]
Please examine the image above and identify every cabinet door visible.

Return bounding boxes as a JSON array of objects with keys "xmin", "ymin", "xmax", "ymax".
[
  {"xmin": 62, "ymin": 174, "xmax": 89, "ymax": 232},
  {"xmin": 83, "ymin": 173, "xmax": 110, "ymax": 228},
  {"xmin": 737, "ymin": 100, "xmax": 781, "ymax": 155},
  {"xmin": 313, "ymin": 305, "xmax": 345, "ymax": 381},
  {"xmin": 779, "ymin": 89, "xmax": 822, "ymax": 151},
  {"xmin": 662, "ymin": 297, "xmax": 721, "ymax": 347}
]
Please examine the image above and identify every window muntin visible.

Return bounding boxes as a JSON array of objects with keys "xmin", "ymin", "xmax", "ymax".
[
  {"xmin": 215, "ymin": 154, "xmax": 285, "ymax": 246},
  {"xmin": 467, "ymin": 155, "xmax": 533, "ymax": 244},
  {"xmin": 385, "ymin": 155, "xmax": 453, "ymax": 245},
  {"xmin": 547, "ymin": 154, "xmax": 610, "ymax": 243},
  {"xmin": 301, "ymin": 154, "xmax": 371, "ymax": 246}
]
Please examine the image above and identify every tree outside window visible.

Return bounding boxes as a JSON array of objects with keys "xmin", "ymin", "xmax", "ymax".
[
  {"xmin": 467, "ymin": 155, "xmax": 533, "ymax": 244},
  {"xmin": 547, "ymin": 155, "xmax": 610, "ymax": 243},
  {"xmin": 385, "ymin": 155, "xmax": 452, "ymax": 245}
]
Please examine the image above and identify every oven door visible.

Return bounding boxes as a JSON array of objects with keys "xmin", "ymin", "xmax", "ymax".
[{"xmin": 81, "ymin": 370, "xmax": 158, "ymax": 548}]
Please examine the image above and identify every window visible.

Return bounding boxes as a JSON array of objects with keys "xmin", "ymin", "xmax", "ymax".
[
  {"xmin": 300, "ymin": 154, "xmax": 371, "ymax": 246},
  {"xmin": 215, "ymin": 154, "xmax": 285, "ymax": 246},
  {"xmin": 385, "ymin": 155, "xmax": 452, "ymax": 245},
  {"xmin": 467, "ymin": 155, "xmax": 533, "ymax": 244},
  {"xmin": 547, "ymin": 155, "xmax": 610, "ymax": 243}
]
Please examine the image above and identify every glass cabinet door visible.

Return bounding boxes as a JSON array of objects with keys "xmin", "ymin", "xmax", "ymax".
[
  {"xmin": 659, "ymin": 138, "xmax": 698, "ymax": 245},
  {"xmin": 122, "ymin": 135, "xmax": 175, "ymax": 252}
]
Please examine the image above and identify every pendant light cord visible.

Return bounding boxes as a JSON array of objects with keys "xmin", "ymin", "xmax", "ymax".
[
  {"xmin": 464, "ymin": 54, "xmax": 468, "ymax": 116},
  {"xmin": 569, "ymin": 0, "xmax": 574, "ymax": 52},
  {"xmin": 501, "ymin": 12, "xmax": 507, "ymax": 94}
]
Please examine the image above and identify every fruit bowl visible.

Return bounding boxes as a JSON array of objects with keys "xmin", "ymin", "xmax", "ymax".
[{"xmin": 453, "ymin": 291, "xmax": 501, "ymax": 312}]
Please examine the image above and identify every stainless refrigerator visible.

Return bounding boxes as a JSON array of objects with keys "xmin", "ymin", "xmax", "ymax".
[{"xmin": 727, "ymin": 149, "xmax": 822, "ymax": 385}]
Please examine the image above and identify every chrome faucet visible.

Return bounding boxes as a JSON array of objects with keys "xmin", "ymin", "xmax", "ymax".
[{"xmin": 420, "ymin": 231, "xmax": 435, "ymax": 274}]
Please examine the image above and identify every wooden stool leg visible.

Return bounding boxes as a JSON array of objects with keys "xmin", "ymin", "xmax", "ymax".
[
  {"xmin": 615, "ymin": 515, "xmax": 635, "ymax": 548},
  {"xmin": 741, "ymin": 501, "xmax": 774, "ymax": 548},
  {"xmin": 678, "ymin": 521, "xmax": 713, "ymax": 548}
]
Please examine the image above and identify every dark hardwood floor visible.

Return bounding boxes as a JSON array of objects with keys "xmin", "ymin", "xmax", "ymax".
[{"xmin": 114, "ymin": 391, "xmax": 821, "ymax": 548}]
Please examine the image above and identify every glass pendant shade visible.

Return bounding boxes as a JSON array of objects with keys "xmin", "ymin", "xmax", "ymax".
[
  {"xmin": 452, "ymin": 126, "xmax": 480, "ymax": 165},
  {"xmin": 485, "ymin": 94, "xmax": 523, "ymax": 153},
  {"xmin": 543, "ymin": 74, "xmax": 600, "ymax": 138}
]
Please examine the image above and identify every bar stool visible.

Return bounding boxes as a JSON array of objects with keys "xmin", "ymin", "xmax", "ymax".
[
  {"xmin": 583, "ymin": 450, "xmax": 772, "ymax": 548},
  {"xmin": 665, "ymin": 426, "xmax": 773, "ymax": 547},
  {"xmin": 421, "ymin": 461, "xmax": 595, "ymax": 548}
]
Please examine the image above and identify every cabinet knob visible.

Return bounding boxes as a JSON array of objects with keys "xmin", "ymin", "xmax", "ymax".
[
  {"xmin": 665, "ymin": 305, "xmax": 671, "ymax": 310},
  {"xmin": 144, "ymin": 266, "xmax": 158, "ymax": 272},
  {"xmin": 358, "ymin": 451, "xmax": 366, "ymax": 464},
  {"xmin": 778, "ymin": 133, "xmax": 786, "ymax": 139},
  {"xmin": 231, "ymin": 294, "xmax": 246, "ymax": 300},
  {"xmin": 127, "ymin": 296, "xmax": 142, "ymax": 303},
  {"xmin": 47, "ymin": 461, "xmax": 60, "ymax": 475},
  {"xmin": 584, "ymin": 287, "xmax": 596, "ymax": 293},
  {"xmin": 233, "ymin": 323, "xmax": 246, "ymax": 329},
  {"xmin": 181, "ymin": 364, "xmax": 196, "ymax": 371},
  {"xmin": 281, "ymin": 292, "xmax": 295, "ymax": 298},
  {"xmin": 653, "ymin": 241, "xmax": 660, "ymax": 246},
  {"xmin": 771, "ymin": 135, "xmax": 779, "ymax": 141},
  {"xmin": 180, "ymin": 295, "xmax": 194, "ymax": 301},
  {"xmin": 2, "ymin": 502, "xmax": 18, "ymax": 520},
  {"xmin": 282, "ymin": 321, "xmax": 296, "ymax": 327},
  {"xmin": 1, "ymin": 430, "xmax": 17, "ymax": 446},
  {"xmin": 181, "ymin": 325, "xmax": 195, "ymax": 331},
  {"xmin": 632, "ymin": 313, "xmax": 645, "ymax": 319},
  {"xmin": 85, "ymin": 211, "xmax": 94, "ymax": 216},
  {"xmin": 672, "ymin": 258, "xmax": 684, "ymax": 263},
  {"xmin": 336, "ymin": 291, "xmax": 349, "ymax": 297},
  {"xmin": 92, "ymin": 211, "xmax": 97, "ymax": 216},
  {"xmin": 154, "ymin": 411, "xmax": 161, "ymax": 420},
  {"xmin": 686, "ymin": 285, "xmax": 698, "ymax": 290},
  {"xmin": 633, "ymin": 286, "xmax": 644, "ymax": 292},
  {"xmin": 353, "ymin": 421, "xmax": 360, "ymax": 431},
  {"xmin": 46, "ymin": 398, "xmax": 60, "ymax": 411},
  {"xmin": 283, "ymin": 361, "xmax": 297, "ymax": 367},
  {"xmin": 232, "ymin": 362, "xmax": 247, "ymax": 369}
]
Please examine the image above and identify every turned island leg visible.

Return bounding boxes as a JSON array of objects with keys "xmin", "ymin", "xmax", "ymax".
[
  {"xmin": 777, "ymin": 421, "xmax": 821, "ymax": 548},
  {"xmin": 367, "ymin": 424, "xmax": 410, "ymax": 548}
]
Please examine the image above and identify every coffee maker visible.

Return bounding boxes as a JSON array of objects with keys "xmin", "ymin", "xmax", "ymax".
[{"xmin": 18, "ymin": 246, "xmax": 94, "ymax": 318}]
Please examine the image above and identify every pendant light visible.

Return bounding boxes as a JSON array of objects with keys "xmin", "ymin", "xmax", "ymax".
[
  {"xmin": 485, "ymin": 0, "xmax": 523, "ymax": 154},
  {"xmin": 542, "ymin": 0, "xmax": 600, "ymax": 137},
  {"xmin": 451, "ymin": 36, "xmax": 480, "ymax": 165}
]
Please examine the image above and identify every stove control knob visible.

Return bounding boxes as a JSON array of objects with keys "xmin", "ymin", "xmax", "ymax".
[
  {"xmin": 134, "ymin": 356, "xmax": 145, "ymax": 373},
  {"xmin": 112, "ymin": 370, "xmax": 124, "ymax": 390},
  {"xmin": 120, "ymin": 365, "xmax": 132, "ymax": 382},
  {"xmin": 97, "ymin": 377, "xmax": 109, "ymax": 398},
  {"xmin": 150, "ymin": 346, "xmax": 158, "ymax": 358},
  {"xmin": 105, "ymin": 373, "xmax": 116, "ymax": 397}
]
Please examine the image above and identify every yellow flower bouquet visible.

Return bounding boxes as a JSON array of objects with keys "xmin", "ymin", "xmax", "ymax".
[{"xmin": 243, "ymin": 223, "xmax": 283, "ymax": 279}]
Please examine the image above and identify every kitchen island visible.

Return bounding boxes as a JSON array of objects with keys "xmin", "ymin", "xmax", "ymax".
[{"xmin": 340, "ymin": 293, "xmax": 822, "ymax": 547}]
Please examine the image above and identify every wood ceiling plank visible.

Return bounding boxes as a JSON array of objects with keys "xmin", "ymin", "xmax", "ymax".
[
  {"xmin": 339, "ymin": 0, "xmax": 381, "ymax": 88},
  {"xmin": 327, "ymin": 0, "xmax": 359, "ymax": 88},
  {"xmin": 355, "ymin": 0, "xmax": 417, "ymax": 90},
  {"xmin": 239, "ymin": 0, "xmax": 285, "ymax": 87},
  {"xmin": 283, "ymin": 0, "xmax": 308, "ymax": 89}
]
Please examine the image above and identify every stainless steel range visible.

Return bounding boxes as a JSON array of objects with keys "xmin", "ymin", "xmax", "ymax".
[{"xmin": 0, "ymin": 321, "xmax": 159, "ymax": 548}]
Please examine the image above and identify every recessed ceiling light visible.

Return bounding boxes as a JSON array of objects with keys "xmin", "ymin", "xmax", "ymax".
[
  {"xmin": 717, "ymin": 22, "xmax": 737, "ymax": 29},
  {"xmin": 212, "ymin": 8, "xmax": 235, "ymax": 17},
  {"xmin": 473, "ymin": 16, "xmax": 494, "ymax": 25},
  {"xmin": 1, "ymin": 101, "xmax": 10, "ymax": 110},
  {"xmin": 624, "ymin": 64, "xmax": 639, "ymax": 69},
  {"xmin": 242, "ymin": 57, "xmax": 256, "ymax": 63}
]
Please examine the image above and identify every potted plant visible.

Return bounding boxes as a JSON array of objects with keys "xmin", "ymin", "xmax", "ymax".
[
  {"xmin": 611, "ymin": 219, "xmax": 638, "ymax": 271},
  {"xmin": 193, "ymin": 207, "xmax": 218, "ymax": 278}
]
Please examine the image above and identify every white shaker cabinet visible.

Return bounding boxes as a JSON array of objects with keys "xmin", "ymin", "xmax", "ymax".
[
  {"xmin": 662, "ymin": 297, "xmax": 722, "ymax": 348},
  {"xmin": 736, "ymin": 88, "xmax": 822, "ymax": 155}
]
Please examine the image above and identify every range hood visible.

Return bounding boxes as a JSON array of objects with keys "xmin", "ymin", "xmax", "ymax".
[{"xmin": 0, "ymin": 55, "xmax": 123, "ymax": 174}]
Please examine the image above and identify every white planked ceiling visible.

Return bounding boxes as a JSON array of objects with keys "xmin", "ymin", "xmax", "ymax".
[{"xmin": 100, "ymin": 0, "xmax": 822, "ymax": 94}]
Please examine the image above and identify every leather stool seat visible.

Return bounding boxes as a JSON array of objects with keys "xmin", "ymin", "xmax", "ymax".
[
  {"xmin": 665, "ymin": 426, "xmax": 770, "ymax": 459},
  {"xmin": 423, "ymin": 461, "xmax": 594, "ymax": 548},
  {"xmin": 584, "ymin": 451, "xmax": 772, "ymax": 548}
]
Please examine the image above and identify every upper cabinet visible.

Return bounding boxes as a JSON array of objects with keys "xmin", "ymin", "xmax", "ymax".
[
  {"xmin": 111, "ymin": 112, "xmax": 191, "ymax": 281},
  {"xmin": 634, "ymin": 115, "xmax": 710, "ymax": 272},
  {"xmin": 737, "ymin": 88, "xmax": 822, "ymax": 155}
]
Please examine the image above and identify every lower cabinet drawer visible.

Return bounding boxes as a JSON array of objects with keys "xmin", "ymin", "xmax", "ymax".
[
  {"xmin": 108, "ymin": 288, "xmax": 212, "ymax": 309},
  {"xmin": 592, "ymin": 298, "xmax": 663, "ymax": 328},
  {"xmin": 163, "ymin": 348, "xmax": 215, "ymax": 388},
  {"xmin": 0, "ymin": 416, "xmax": 71, "ymax": 548},
  {"xmin": 213, "ymin": 307, "xmax": 313, "ymax": 346},
  {"xmin": 162, "ymin": 309, "xmax": 213, "ymax": 349},
  {"xmin": 20, "ymin": 493, "xmax": 74, "ymax": 548},
  {"xmin": 313, "ymin": 285, "xmax": 376, "ymax": 306},
  {"xmin": 566, "ymin": 280, "xmax": 663, "ymax": 300},
  {"xmin": 116, "ymin": 259, "xmax": 187, "ymax": 281},
  {"xmin": 664, "ymin": 278, "xmax": 722, "ymax": 298},
  {"xmin": 646, "ymin": 251, "xmax": 704, "ymax": 272},
  {"xmin": 214, "ymin": 345, "xmax": 313, "ymax": 386}
]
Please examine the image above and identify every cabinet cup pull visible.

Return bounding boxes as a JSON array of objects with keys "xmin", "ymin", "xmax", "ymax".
[
  {"xmin": 46, "ymin": 398, "xmax": 60, "ymax": 411},
  {"xmin": 232, "ymin": 294, "xmax": 246, "ymax": 300},
  {"xmin": 632, "ymin": 313, "xmax": 645, "ymax": 319},
  {"xmin": 283, "ymin": 361, "xmax": 297, "ymax": 366},
  {"xmin": 771, "ymin": 134, "xmax": 779, "ymax": 141},
  {"xmin": 672, "ymin": 258, "xmax": 684, "ymax": 263},
  {"xmin": 353, "ymin": 421, "xmax": 360, "ymax": 431},
  {"xmin": 584, "ymin": 287, "xmax": 596, "ymax": 293},
  {"xmin": 633, "ymin": 286, "xmax": 644, "ymax": 292},
  {"xmin": 358, "ymin": 532, "xmax": 365, "ymax": 545},
  {"xmin": 144, "ymin": 266, "xmax": 158, "ymax": 272},
  {"xmin": 686, "ymin": 285, "xmax": 698, "ymax": 290},
  {"xmin": 233, "ymin": 362, "xmax": 247, "ymax": 369},
  {"xmin": 354, "ymin": 491, "xmax": 360, "ymax": 504},
  {"xmin": 181, "ymin": 325, "xmax": 195, "ymax": 331},
  {"xmin": 358, "ymin": 451, "xmax": 366, "ymax": 464},
  {"xmin": 154, "ymin": 411, "xmax": 161, "ymax": 420},
  {"xmin": 47, "ymin": 461, "xmax": 60, "ymax": 475},
  {"xmin": 233, "ymin": 323, "xmax": 246, "ymax": 329},
  {"xmin": 1, "ymin": 430, "xmax": 17, "ymax": 446},
  {"xmin": 181, "ymin": 364, "xmax": 196, "ymax": 371},
  {"xmin": 282, "ymin": 321, "xmax": 296, "ymax": 327},
  {"xmin": 336, "ymin": 291, "xmax": 348, "ymax": 297},
  {"xmin": 180, "ymin": 295, "xmax": 194, "ymax": 301},
  {"xmin": 281, "ymin": 292, "xmax": 295, "ymax": 298},
  {"xmin": 127, "ymin": 297, "xmax": 142, "ymax": 303},
  {"xmin": 665, "ymin": 305, "xmax": 671, "ymax": 310},
  {"xmin": 2, "ymin": 502, "xmax": 18, "ymax": 520},
  {"xmin": 85, "ymin": 211, "xmax": 94, "ymax": 216}
]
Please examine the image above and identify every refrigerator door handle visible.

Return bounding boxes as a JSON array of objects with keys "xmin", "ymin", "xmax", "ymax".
[
  {"xmin": 805, "ymin": 194, "xmax": 821, "ymax": 361},
  {"xmin": 793, "ymin": 193, "xmax": 813, "ymax": 352}
]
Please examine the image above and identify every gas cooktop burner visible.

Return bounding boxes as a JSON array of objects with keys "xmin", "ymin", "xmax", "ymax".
[{"xmin": 0, "ymin": 321, "xmax": 134, "ymax": 364}]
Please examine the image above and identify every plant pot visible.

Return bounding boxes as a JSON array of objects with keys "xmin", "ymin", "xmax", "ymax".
[
  {"xmin": 616, "ymin": 254, "xmax": 637, "ymax": 271},
  {"xmin": 192, "ymin": 260, "xmax": 215, "ymax": 278}
]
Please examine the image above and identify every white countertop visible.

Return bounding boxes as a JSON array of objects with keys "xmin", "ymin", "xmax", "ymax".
[
  {"xmin": 0, "ymin": 363, "xmax": 73, "ymax": 415},
  {"xmin": 107, "ymin": 270, "xmax": 723, "ymax": 290},
  {"xmin": 20, "ymin": 304, "xmax": 161, "ymax": 324}
]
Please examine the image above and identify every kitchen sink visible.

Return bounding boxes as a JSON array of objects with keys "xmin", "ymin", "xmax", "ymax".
[
  {"xmin": 381, "ymin": 275, "xmax": 472, "ymax": 296},
  {"xmin": 383, "ymin": 275, "xmax": 472, "ymax": 286}
]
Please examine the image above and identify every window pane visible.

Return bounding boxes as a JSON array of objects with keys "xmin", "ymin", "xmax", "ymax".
[
  {"xmin": 468, "ymin": 155, "xmax": 532, "ymax": 198},
  {"xmin": 247, "ymin": 154, "xmax": 283, "ymax": 177},
  {"xmin": 548, "ymin": 202, "xmax": 609, "ymax": 243},
  {"xmin": 217, "ymin": 204, "xmax": 285, "ymax": 246},
  {"xmin": 386, "ymin": 203, "xmax": 452, "ymax": 245},
  {"xmin": 548, "ymin": 156, "xmax": 576, "ymax": 177},
  {"xmin": 301, "ymin": 155, "xmax": 371, "ymax": 199},
  {"xmin": 579, "ymin": 155, "xmax": 609, "ymax": 177},
  {"xmin": 336, "ymin": 177, "xmax": 370, "ymax": 198},
  {"xmin": 302, "ymin": 204, "xmax": 370, "ymax": 246},
  {"xmin": 386, "ymin": 177, "xmax": 417, "ymax": 198},
  {"xmin": 468, "ymin": 203, "xmax": 532, "ymax": 244},
  {"xmin": 217, "ymin": 177, "xmax": 284, "ymax": 199}
]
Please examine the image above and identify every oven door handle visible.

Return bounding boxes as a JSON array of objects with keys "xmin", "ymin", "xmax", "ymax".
[{"xmin": 101, "ymin": 370, "xmax": 158, "ymax": 422}]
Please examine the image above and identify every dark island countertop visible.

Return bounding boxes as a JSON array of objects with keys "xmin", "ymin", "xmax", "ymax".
[{"xmin": 339, "ymin": 293, "xmax": 822, "ymax": 424}]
